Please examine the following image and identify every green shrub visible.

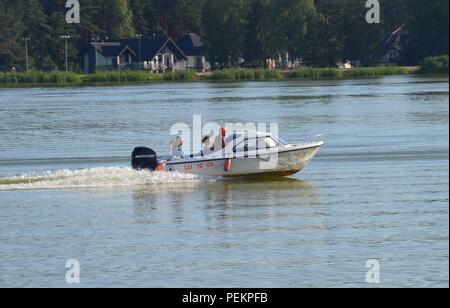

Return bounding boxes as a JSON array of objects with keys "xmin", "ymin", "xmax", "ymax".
[{"xmin": 418, "ymin": 55, "xmax": 449, "ymax": 74}]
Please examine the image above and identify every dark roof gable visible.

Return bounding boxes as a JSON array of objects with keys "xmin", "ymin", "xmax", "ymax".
[
  {"xmin": 89, "ymin": 37, "xmax": 187, "ymax": 60},
  {"xmin": 176, "ymin": 33, "xmax": 204, "ymax": 57}
]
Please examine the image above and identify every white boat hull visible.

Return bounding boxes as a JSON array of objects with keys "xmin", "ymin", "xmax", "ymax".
[{"xmin": 164, "ymin": 142, "xmax": 323, "ymax": 177}]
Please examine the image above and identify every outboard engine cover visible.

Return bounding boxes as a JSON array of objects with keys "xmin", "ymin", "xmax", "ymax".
[{"xmin": 131, "ymin": 147, "xmax": 158, "ymax": 170}]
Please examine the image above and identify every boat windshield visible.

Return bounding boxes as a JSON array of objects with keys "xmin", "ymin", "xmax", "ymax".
[
  {"xmin": 259, "ymin": 137, "xmax": 278, "ymax": 148},
  {"xmin": 233, "ymin": 136, "xmax": 280, "ymax": 152},
  {"xmin": 272, "ymin": 136, "xmax": 288, "ymax": 145}
]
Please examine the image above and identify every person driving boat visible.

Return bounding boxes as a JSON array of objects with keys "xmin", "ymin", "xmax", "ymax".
[{"xmin": 212, "ymin": 127, "xmax": 228, "ymax": 156}]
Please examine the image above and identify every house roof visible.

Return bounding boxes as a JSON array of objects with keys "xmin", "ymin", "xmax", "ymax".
[
  {"xmin": 381, "ymin": 25, "xmax": 405, "ymax": 52},
  {"xmin": 103, "ymin": 45, "xmax": 136, "ymax": 57},
  {"xmin": 373, "ymin": 25, "xmax": 408, "ymax": 62},
  {"xmin": 90, "ymin": 37, "xmax": 187, "ymax": 60},
  {"xmin": 176, "ymin": 33, "xmax": 204, "ymax": 57}
]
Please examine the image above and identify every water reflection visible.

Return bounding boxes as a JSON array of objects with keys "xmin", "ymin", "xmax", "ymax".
[{"xmin": 132, "ymin": 177, "xmax": 321, "ymax": 225}]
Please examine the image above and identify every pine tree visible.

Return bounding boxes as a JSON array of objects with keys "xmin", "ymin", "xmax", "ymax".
[
  {"xmin": 105, "ymin": 0, "xmax": 135, "ymax": 38},
  {"xmin": 276, "ymin": 0, "xmax": 317, "ymax": 60},
  {"xmin": 23, "ymin": 0, "xmax": 52, "ymax": 69},
  {"xmin": 403, "ymin": 0, "xmax": 449, "ymax": 63},
  {"xmin": 338, "ymin": 0, "xmax": 385, "ymax": 65},
  {"xmin": 174, "ymin": 0, "xmax": 205, "ymax": 38},
  {"xmin": 130, "ymin": 0, "xmax": 155, "ymax": 35},
  {"xmin": 202, "ymin": 0, "xmax": 248, "ymax": 67},
  {"xmin": 244, "ymin": 0, "xmax": 275, "ymax": 66},
  {"xmin": 47, "ymin": 12, "xmax": 80, "ymax": 71},
  {"xmin": 76, "ymin": 0, "xmax": 106, "ymax": 39},
  {"xmin": 0, "ymin": 1, "xmax": 25, "ymax": 71},
  {"xmin": 311, "ymin": 0, "xmax": 345, "ymax": 66},
  {"xmin": 0, "ymin": 0, "xmax": 448, "ymax": 72}
]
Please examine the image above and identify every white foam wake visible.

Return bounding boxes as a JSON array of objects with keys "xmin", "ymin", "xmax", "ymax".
[{"xmin": 0, "ymin": 167, "xmax": 207, "ymax": 191}]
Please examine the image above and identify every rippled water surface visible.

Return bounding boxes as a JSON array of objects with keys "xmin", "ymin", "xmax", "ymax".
[{"xmin": 0, "ymin": 76, "xmax": 448, "ymax": 287}]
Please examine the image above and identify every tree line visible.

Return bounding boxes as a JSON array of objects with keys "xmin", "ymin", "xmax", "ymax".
[{"xmin": 0, "ymin": 0, "xmax": 448, "ymax": 71}]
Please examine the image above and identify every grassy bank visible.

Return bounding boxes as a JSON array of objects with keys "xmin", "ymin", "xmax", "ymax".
[
  {"xmin": 84, "ymin": 70, "xmax": 198, "ymax": 83},
  {"xmin": 0, "ymin": 65, "xmax": 444, "ymax": 87},
  {"xmin": 208, "ymin": 68, "xmax": 284, "ymax": 81},
  {"xmin": 209, "ymin": 66, "xmax": 417, "ymax": 81},
  {"xmin": 0, "ymin": 70, "xmax": 198, "ymax": 86},
  {"xmin": 0, "ymin": 71, "xmax": 82, "ymax": 84},
  {"xmin": 288, "ymin": 66, "xmax": 416, "ymax": 79}
]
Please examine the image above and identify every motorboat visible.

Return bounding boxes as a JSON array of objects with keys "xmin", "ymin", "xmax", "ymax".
[{"xmin": 131, "ymin": 132, "xmax": 324, "ymax": 177}]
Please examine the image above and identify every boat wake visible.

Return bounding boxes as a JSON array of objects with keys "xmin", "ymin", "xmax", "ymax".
[{"xmin": 0, "ymin": 167, "xmax": 209, "ymax": 191}]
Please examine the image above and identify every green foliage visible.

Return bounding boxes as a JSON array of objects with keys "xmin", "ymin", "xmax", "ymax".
[
  {"xmin": 286, "ymin": 67, "xmax": 414, "ymax": 79},
  {"xmin": 85, "ymin": 70, "xmax": 197, "ymax": 83},
  {"xmin": 286, "ymin": 68, "xmax": 343, "ymax": 79},
  {"xmin": 202, "ymin": 0, "xmax": 248, "ymax": 68},
  {"xmin": 86, "ymin": 71, "xmax": 158, "ymax": 83},
  {"xmin": 23, "ymin": 0, "xmax": 52, "ymax": 69},
  {"xmin": 401, "ymin": 0, "xmax": 449, "ymax": 64},
  {"xmin": 244, "ymin": 0, "xmax": 317, "ymax": 65},
  {"xmin": 257, "ymin": 69, "xmax": 283, "ymax": 80},
  {"xmin": 418, "ymin": 55, "xmax": 449, "ymax": 75},
  {"xmin": 0, "ymin": 66, "xmax": 420, "ymax": 86},
  {"xmin": 0, "ymin": 71, "xmax": 82, "ymax": 84},
  {"xmin": 209, "ymin": 69, "xmax": 284, "ymax": 80},
  {"xmin": 0, "ymin": 1, "xmax": 25, "ymax": 71},
  {"xmin": 127, "ymin": 0, "xmax": 205, "ymax": 38},
  {"xmin": 0, "ymin": 0, "xmax": 448, "ymax": 73},
  {"xmin": 105, "ymin": 0, "xmax": 135, "ymax": 39},
  {"xmin": 162, "ymin": 70, "xmax": 198, "ymax": 82},
  {"xmin": 207, "ymin": 67, "xmax": 414, "ymax": 81},
  {"xmin": 345, "ymin": 67, "xmax": 415, "ymax": 77}
]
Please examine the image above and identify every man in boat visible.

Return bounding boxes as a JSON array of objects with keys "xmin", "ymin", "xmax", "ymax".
[
  {"xmin": 170, "ymin": 136, "xmax": 185, "ymax": 159},
  {"xmin": 201, "ymin": 135, "xmax": 213, "ymax": 156},
  {"xmin": 212, "ymin": 127, "xmax": 228, "ymax": 157}
]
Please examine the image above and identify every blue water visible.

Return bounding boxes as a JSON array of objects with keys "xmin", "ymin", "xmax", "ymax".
[{"xmin": 0, "ymin": 76, "xmax": 448, "ymax": 287}]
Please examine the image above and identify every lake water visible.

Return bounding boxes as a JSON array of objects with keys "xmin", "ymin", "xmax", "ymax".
[{"xmin": 0, "ymin": 76, "xmax": 448, "ymax": 287}]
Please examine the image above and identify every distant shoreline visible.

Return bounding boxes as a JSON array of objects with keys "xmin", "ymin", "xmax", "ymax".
[{"xmin": 0, "ymin": 66, "xmax": 447, "ymax": 89}]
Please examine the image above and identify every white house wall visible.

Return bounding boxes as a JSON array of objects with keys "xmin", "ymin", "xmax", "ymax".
[
  {"xmin": 186, "ymin": 56, "xmax": 210, "ymax": 71},
  {"xmin": 85, "ymin": 41, "xmax": 210, "ymax": 73}
]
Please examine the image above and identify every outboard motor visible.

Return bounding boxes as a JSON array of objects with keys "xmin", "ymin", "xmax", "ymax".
[{"xmin": 131, "ymin": 147, "xmax": 158, "ymax": 170}]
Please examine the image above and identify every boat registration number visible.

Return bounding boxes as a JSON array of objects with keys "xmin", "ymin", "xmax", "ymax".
[{"xmin": 184, "ymin": 162, "xmax": 214, "ymax": 170}]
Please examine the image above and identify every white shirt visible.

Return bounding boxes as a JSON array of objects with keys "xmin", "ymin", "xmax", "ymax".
[{"xmin": 170, "ymin": 138, "xmax": 185, "ymax": 159}]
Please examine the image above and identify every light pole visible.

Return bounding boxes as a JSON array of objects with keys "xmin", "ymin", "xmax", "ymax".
[
  {"xmin": 136, "ymin": 34, "xmax": 143, "ymax": 68},
  {"xmin": 61, "ymin": 35, "xmax": 71, "ymax": 73},
  {"xmin": 22, "ymin": 37, "xmax": 30, "ymax": 72},
  {"xmin": 91, "ymin": 37, "xmax": 100, "ymax": 72}
]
